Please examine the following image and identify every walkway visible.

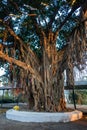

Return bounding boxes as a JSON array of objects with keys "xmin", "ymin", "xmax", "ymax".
[
  {"xmin": 66, "ymin": 104, "xmax": 87, "ymax": 113},
  {"xmin": 0, "ymin": 103, "xmax": 87, "ymax": 130},
  {"xmin": 0, "ymin": 113, "xmax": 87, "ymax": 130}
]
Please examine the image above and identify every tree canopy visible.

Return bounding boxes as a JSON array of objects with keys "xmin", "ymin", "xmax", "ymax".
[
  {"xmin": 0, "ymin": 0, "xmax": 86, "ymax": 84},
  {"xmin": 0, "ymin": 0, "xmax": 86, "ymax": 45}
]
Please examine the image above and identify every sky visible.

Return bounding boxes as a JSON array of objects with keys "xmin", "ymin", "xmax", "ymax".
[{"xmin": 0, "ymin": 67, "xmax": 5, "ymax": 76}]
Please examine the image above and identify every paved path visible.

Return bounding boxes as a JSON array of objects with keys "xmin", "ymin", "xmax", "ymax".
[
  {"xmin": 66, "ymin": 104, "xmax": 87, "ymax": 113},
  {"xmin": 0, "ymin": 113, "xmax": 87, "ymax": 130},
  {"xmin": 0, "ymin": 103, "xmax": 87, "ymax": 130}
]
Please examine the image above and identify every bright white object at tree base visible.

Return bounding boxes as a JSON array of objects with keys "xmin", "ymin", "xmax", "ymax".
[{"xmin": 6, "ymin": 109, "xmax": 83, "ymax": 123}]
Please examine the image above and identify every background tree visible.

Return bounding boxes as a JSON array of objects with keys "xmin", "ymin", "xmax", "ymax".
[{"xmin": 0, "ymin": 0, "xmax": 87, "ymax": 111}]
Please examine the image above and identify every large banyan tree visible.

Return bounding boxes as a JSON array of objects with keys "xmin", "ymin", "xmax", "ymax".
[{"xmin": 0, "ymin": 0, "xmax": 87, "ymax": 111}]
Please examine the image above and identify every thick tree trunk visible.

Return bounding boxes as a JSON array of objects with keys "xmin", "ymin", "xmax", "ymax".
[
  {"xmin": 26, "ymin": 33, "xmax": 66, "ymax": 112},
  {"xmin": 40, "ymin": 34, "xmax": 66, "ymax": 112},
  {"xmin": 43, "ymin": 61, "xmax": 66, "ymax": 112}
]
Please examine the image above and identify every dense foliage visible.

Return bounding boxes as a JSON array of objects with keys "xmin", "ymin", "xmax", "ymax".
[{"xmin": 0, "ymin": 0, "xmax": 86, "ymax": 50}]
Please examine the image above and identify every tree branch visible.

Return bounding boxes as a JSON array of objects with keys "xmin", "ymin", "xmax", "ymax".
[
  {"xmin": 0, "ymin": 20, "xmax": 42, "ymax": 82},
  {"xmin": 30, "ymin": 17, "xmax": 46, "ymax": 38},
  {"xmin": 54, "ymin": 1, "xmax": 86, "ymax": 40},
  {"xmin": 54, "ymin": 7, "xmax": 77, "ymax": 40},
  {"xmin": 8, "ymin": 0, "xmax": 20, "ymax": 12},
  {"xmin": 5, "ymin": 25, "xmax": 40, "ymax": 65},
  {"xmin": 0, "ymin": 51, "xmax": 43, "ymax": 83},
  {"xmin": 47, "ymin": 7, "xmax": 60, "ymax": 30}
]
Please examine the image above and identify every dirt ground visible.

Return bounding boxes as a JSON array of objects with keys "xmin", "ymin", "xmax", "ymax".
[{"xmin": 0, "ymin": 112, "xmax": 87, "ymax": 130}]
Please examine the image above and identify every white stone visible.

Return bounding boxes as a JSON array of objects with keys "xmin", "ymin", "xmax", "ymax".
[{"xmin": 6, "ymin": 109, "xmax": 83, "ymax": 123}]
